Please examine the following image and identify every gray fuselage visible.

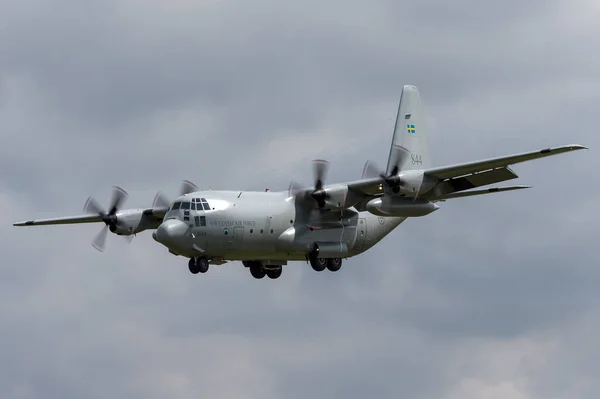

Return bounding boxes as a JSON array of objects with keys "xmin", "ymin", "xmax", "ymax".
[{"xmin": 152, "ymin": 190, "xmax": 405, "ymax": 262}]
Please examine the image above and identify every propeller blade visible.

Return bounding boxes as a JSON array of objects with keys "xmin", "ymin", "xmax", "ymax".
[
  {"xmin": 312, "ymin": 159, "xmax": 329, "ymax": 190},
  {"xmin": 388, "ymin": 145, "xmax": 411, "ymax": 175},
  {"xmin": 92, "ymin": 225, "xmax": 109, "ymax": 252},
  {"xmin": 288, "ymin": 180, "xmax": 305, "ymax": 198},
  {"xmin": 123, "ymin": 234, "xmax": 134, "ymax": 244},
  {"xmin": 180, "ymin": 180, "xmax": 198, "ymax": 195},
  {"xmin": 362, "ymin": 160, "xmax": 382, "ymax": 179},
  {"xmin": 152, "ymin": 191, "xmax": 171, "ymax": 208},
  {"xmin": 83, "ymin": 196, "xmax": 105, "ymax": 215},
  {"xmin": 108, "ymin": 186, "xmax": 128, "ymax": 215}
]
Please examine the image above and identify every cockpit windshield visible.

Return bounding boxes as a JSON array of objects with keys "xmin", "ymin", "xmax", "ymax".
[{"xmin": 169, "ymin": 198, "xmax": 211, "ymax": 212}]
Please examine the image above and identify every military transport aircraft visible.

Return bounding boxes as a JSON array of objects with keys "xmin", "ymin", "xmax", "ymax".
[{"xmin": 13, "ymin": 85, "xmax": 587, "ymax": 279}]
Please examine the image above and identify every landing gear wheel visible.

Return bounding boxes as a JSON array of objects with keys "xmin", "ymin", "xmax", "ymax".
[
  {"xmin": 197, "ymin": 257, "xmax": 209, "ymax": 273},
  {"xmin": 266, "ymin": 266, "xmax": 282, "ymax": 279},
  {"xmin": 250, "ymin": 263, "xmax": 266, "ymax": 279},
  {"xmin": 188, "ymin": 257, "xmax": 200, "ymax": 274},
  {"xmin": 327, "ymin": 257, "xmax": 342, "ymax": 272},
  {"xmin": 188, "ymin": 257, "xmax": 209, "ymax": 274},
  {"xmin": 310, "ymin": 256, "xmax": 327, "ymax": 272}
]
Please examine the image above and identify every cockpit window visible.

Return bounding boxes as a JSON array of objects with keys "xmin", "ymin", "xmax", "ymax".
[
  {"xmin": 180, "ymin": 201, "xmax": 191, "ymax": 210},
  {"xmin": 171, "ymin": 201, "xmax": 181, "ymax": 210},
  {"xmin": 189, "ymin": 197, "xmax": 212, "ymax": 211}
]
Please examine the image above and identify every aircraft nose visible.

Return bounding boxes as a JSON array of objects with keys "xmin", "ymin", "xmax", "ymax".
[{"xmin": 152, "ymin": 219, "xmax": 188, "ymax": 246}]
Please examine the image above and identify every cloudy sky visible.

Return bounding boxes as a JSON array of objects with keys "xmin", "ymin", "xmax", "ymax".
[{"xmin": 1, "ymin": 0, "xmax": 598, "ymax": 398}]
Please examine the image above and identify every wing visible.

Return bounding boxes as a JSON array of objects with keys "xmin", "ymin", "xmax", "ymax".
[
  {"xmin": 424, "ymin": 144, "xmax": 587, "ymax": 180},
  {"xmin": 13, "ymin": 207, "xmax": 168, "ymax": 227},
  {"xmin": 341, "ymin": 144, "xmax": 586, "ymax": 208},
  {"xmin": 421, "ymin": 144, "xmax": 586, "ymax": 200},
  {"xmin": 13, "ymin": 214, "xmax": 103, "ymax": 226},
  {"xmin": 433, "ymin": 185, "xmax": 531, "ymax": 200}
]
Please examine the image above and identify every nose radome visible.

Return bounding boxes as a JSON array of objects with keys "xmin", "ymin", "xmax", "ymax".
[{"xmin": 152, "ymin": 219, "xmax": 188, "ymax": 245}]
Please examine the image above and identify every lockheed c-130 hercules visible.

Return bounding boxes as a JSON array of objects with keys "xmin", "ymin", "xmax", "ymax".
[{"xmin": 13, "ymin": 85, "xmax": 587, "ymax": 279}]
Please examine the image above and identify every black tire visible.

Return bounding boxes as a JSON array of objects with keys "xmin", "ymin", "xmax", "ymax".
[
  {"xmin": 266, "ymin": 266, "xmax": 282, "ymax": 279},
  {"xmin": 250, "ymin": 264, "xmax": 266, "ymax": 279},
  {"xmin": 188, "ymin": 257, "xmax": 200, "ymax": 274},
  {"xmin": 327, "ymin": 258, "xmax": 342, "ymax": 272},
  {"xmin": 198, "ymin": 257, "xmax": 209, "ymax": 273},
  {"xmin": 310, "ymin": 256, "xmax": 327, "ymax": 272}
]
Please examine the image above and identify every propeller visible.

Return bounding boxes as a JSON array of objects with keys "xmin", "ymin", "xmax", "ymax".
[
  {"xmin": 286, "ymin": 160, "xmax": 332, "ymax": 208},
  {"xmin": 152, "ymin": 180, "xmax": 199, "ymax": 208},
  {"xmin": 362, "ymin": 145, "xmax": 411, "ymax": 194},
  {"xmin": 83, "ymin": 186, "xmax": 129, "ymax": 252},
  {"xmin": 310, "ymin": 159, "xmax": 330, "ymax": 208},
  {"xmin": 287, "ymin": 180, "xmax": 305, "ymax": 198}
]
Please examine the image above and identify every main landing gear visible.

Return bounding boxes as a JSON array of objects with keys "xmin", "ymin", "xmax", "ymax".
[
  {"xmin": 309, "ymin": 253, "xmax": 343, "ymax": 272},
  {"xmin": 243, "ymin": 261, "xmax": 283, "ymax": 280},
  {"xmin": 188, "ymin": 256, "xmax": 209, "ymax": 274}
]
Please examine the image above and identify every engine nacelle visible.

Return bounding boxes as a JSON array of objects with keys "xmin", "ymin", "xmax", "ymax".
[
  {"xmin": 110, "ymin": 209, "xmax": 158, "ymax": 235},
  {"xmin": 308, "ymin": 183, "xmax": 364, "ymax": 211},
  {"xmin": 366, "ymin": 196, "xmax": 439, "ymax": 217},
  {"xmin": 389, "ymin": 170, "xmax": 438, "ymax": 196}
]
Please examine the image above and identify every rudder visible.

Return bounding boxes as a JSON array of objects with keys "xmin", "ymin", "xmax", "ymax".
[{"xmin": 386, "ymin": 85, "xmax": 432, "ymax": 173}]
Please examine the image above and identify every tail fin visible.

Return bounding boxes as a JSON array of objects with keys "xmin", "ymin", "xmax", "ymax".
[{"xmin": 386, "ymin": 85, "xmax": 432, "ymax": 173}]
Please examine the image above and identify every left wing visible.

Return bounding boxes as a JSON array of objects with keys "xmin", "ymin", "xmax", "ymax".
[
  {"xmin": 424, "ymin": 144, "xmax": 586, "ymax": 180},
  {"xmin": 433, "ymin": 185, "xmax": 531, "ymax": 200},
  {"xmin": 344, "ymin": 144, "xmax": 587, "ymax": 204}
]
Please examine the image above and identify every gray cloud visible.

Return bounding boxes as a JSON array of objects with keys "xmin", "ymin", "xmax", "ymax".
[{"xmin": 1, "ymin": 0, "xmax": 599, "ymax": 398}]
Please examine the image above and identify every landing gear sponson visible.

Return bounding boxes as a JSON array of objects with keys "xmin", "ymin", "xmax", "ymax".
[{"xmin": 308, "ymin": 242, "xmax": 344, "ymax": 272}]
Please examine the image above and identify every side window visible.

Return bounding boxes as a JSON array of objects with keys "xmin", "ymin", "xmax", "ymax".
[
  {"xmin": 200, "ymin": 216, "xmax": 206, "ymax": 226},
  {"xmin": 172, "ymin": 202, "xmax": 181, "ymax": 210},
  {"xmin": 194, "ymin": 216, "xmax": 200, "ymax": 226}
]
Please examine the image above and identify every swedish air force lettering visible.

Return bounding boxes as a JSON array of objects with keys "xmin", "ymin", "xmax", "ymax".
[{"xmin": 209, "ymin": 220, "xmax": 256, "ymax": 227}]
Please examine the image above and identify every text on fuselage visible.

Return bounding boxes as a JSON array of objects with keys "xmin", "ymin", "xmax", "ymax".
[{"xmin": 209, "ymin": 220, "xmax": 257, "ymax": 227}]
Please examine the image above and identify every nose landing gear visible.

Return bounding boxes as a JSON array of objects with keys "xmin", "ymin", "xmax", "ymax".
[{"xmin": 188, "ymin": 256, "xmax": 209, "ymax": 274}]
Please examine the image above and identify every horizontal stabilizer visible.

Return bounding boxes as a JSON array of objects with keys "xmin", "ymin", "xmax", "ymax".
[
  {"xmin": 434, "ymin": 185, "xmax": 531, "ymax": 200},
  {"xmin": 425, "ymin": 144, "xmax": 587, "ymax": 180},
  {"xmin": 13, "ymin": 214, "xmax": 103, "ymax": 226}
]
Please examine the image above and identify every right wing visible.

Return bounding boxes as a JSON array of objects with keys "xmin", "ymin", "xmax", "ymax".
[
  {"xmin": 13, "ymin": 214, "xmax": 103, "ymax": 226},
  {"xmin": 13, "ymin": 207, "xmax": 168, "ymax": 227}
]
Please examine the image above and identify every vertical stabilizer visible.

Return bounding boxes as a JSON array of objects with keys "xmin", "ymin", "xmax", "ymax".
[{"xmin": 386, "ymin": 85, "xmax": 432, "ymax": 173}]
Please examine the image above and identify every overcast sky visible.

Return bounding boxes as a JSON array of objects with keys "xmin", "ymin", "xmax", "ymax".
[{"xmin": 1, "ymin": 0, "xmax": 598, "ymax": 398}]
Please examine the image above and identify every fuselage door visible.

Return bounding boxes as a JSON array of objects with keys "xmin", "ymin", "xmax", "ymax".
[
  {"xmin": 353, "ymin": 217, "xmax": 367, "ymax": 251},
  {"xmin": 226, "ymin": 226, "xmax": 244, "ymax": 250},
  {"xmin": 191, "ymin": 198, "xmax": 208, "ymax": 252}
]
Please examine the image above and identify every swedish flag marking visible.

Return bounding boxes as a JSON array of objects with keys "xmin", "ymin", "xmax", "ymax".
[{"xmin": 407, "ymin": 124, "xmax": 415, "ymax": 134}]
